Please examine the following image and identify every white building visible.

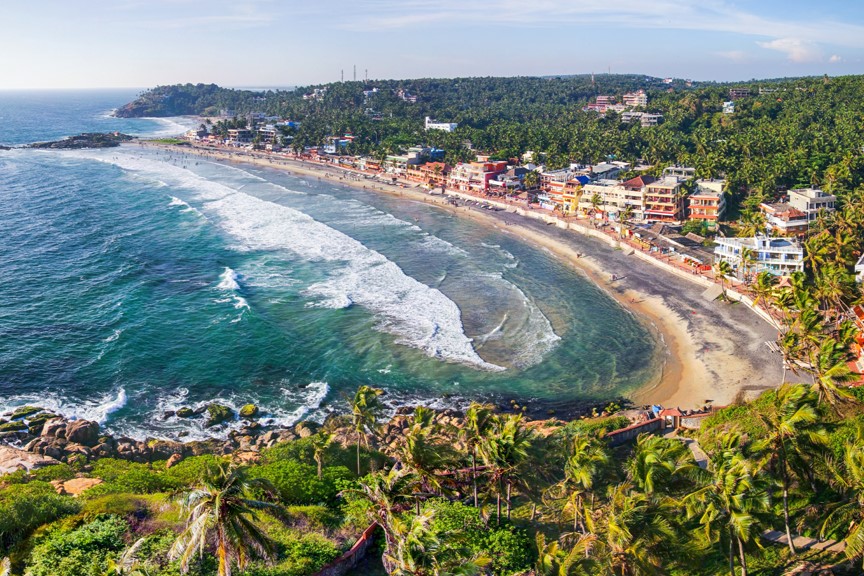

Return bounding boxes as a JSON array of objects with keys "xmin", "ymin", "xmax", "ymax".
[
  {"xmin": 425, "ymin": 116, "xmax": 458, "ymax": 132},
  {"xmin": 856, "ymin": 254, "xmax": 864, "ymax": 283},
  {"xmin": 722, "ymin": 101, "xmax": 735, "ymax": 114},
  {"xmin": 623, "ymin": 90, "xmax": 648, "ymax": 107},
  {"xmin": 787, "ymin": 188, "xmax": 836, "ymax": 222},
  {"xmin": 714, "ymin": 236, "xmax": 804, "ymax": 277}
]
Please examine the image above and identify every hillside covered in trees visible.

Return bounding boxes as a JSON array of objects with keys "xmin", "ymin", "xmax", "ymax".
[{"xmin": 118, "ymin": 74, "xmax": 864, "ymax": 204}]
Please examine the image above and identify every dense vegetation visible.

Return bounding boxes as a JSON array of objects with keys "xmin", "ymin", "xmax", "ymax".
[
  {"xmin": 120, "ymin": 75, "xmax": 864, "ymax": 201},
  {"xmin": 3, "ymin": 379, "xmax": 864, "ymax": 575}
]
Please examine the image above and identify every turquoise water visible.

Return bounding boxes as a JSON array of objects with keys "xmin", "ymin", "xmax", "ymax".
[{"xmin": 0, "ymin": 91, "xmax": 660, "ymax": 440}]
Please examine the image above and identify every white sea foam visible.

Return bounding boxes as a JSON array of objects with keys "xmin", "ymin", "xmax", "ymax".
[
  {"xmin": 214, "ymin": 267, "xmax": 250, "ymax": 318},
  {"xmin": 0, "ymin": 388, "xmax": 127, "ymax": 427},
  {"xmin": 104, "ymin": 329, "xmax": 123, "ymax": 343},
  {"xmin": 217, "ymin": 266, "xmax": 242, "ymax": 291},
  {"xmin": 84, "ymin": 151, "xmax": 500, "ymax": 371}
]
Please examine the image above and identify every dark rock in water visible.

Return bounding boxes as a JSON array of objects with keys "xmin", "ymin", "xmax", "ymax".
[
  {"xmin": 238, "ymin": 404, "xmax": 259, "ymax": 419},
  {"xmin": 8, "ymin": 406, "xmax": 43, "ymax": 420},
  {"xmin": 0, "ymin": 421, "xmax": 28, "ymax": 433},
  {"xmin": 176, "ymin": 407, "xmax": 195, "ymax": 418},
  {"xmin": 193, "ymin": 406, "xmax": 207, "ymax": 415},
  {"xmin": 163, "ymin": 410, "xmax": 176, "ymax": 420},
  {"xmin": 205, "ymin": 403, "xmax": 234, "ymax": 427},
  {"xmin": 28, "ymin": 413, "xmax": 56, "ymax": 435},
  {"xmin": 28, "ymin": 132, "xmax": 134, "ymax": 149},
  {"xmin": 0, "ymin": 145, "xmax": 10, "ymax": 151}
]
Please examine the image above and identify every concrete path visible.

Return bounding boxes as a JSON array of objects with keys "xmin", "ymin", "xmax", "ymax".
[{"xmin": 760, "ymin": 530, "xmax": 845, "ymax": 554}]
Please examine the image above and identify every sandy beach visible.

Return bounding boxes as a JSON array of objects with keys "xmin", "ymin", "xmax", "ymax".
[{"xmin": 135, "ymin": 141, "xmax": 784, "ymax": 410}]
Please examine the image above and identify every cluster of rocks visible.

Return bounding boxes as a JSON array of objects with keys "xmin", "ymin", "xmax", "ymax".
[
  {"xmin": 27, "ymin": 132, "xmax": 134, "ymax": 149},
  {"xmin": 0, "ymin": 404, "xmax": 335, "ymax": 471}
]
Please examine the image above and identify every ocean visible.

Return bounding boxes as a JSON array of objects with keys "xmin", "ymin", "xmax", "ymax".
[{"xmin": 0, "ymin": 90, "xmax": 660, "ymax": 440}]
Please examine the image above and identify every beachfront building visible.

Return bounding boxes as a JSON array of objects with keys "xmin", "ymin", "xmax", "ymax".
[
  {"xmin": 760, "ymin": 203, "xmax": 809, "ymax": 236},
  {"xmin": 714, "ymin": 236, "xmax": 804, "ymax": 278},
  {"xmin": 405, "ymin": 162, "xmax": 450, "ymax": 187},
  {"xmin": 787, "ymin": 188, "xmax": 836, "ymax": 222},
  {"xmin": 687, "ymin": 179, "xmax": 726, "ymax": 223},
  {"xmin": 488, "ymin": 167, "xmax": 528, "ymax": 196},
  {"xmin": 447, "ymin": 161, "xmax": 508, "ymax": 193},
  {"xmin": 539, "ymin": 169, "xmax": 589, "ymax": 212},
  {"xmin": 580, "ymin": 179, "xmax": 623, "ymax": 217},
  {"xmin": 644, "ymin": 177, "xmax": 687, "ymax": 222},
  {"xmin": 425, "ymin": 116, "xmax": 458, "ymax": 132},
  {"xmin": 226, "ymin": 129, "xmax": 252, "ymax": 146}
]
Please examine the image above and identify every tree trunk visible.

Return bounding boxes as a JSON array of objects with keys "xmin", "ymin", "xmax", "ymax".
[
  {"xmin": 496, "ymin": 489, "xmax": 501, "ymax": 525},
  {"xmin": 317, "ymin": 458, "xmax": 323, "ymax": 480},
  {"xmin": 737, "ymin": 536, "xmax": 748, "ymax": 576},
  {"xmin": 472, "ymin": 450, "xmax": 478, "ymax": 508},
  {"xmin": 729, "ymin": 529, "xmax": 735, "ymax": 576},
  {"xmin": 356, "ymin": 442, "xmax": 361, "ymax": 476},
  {"xmin": 782, "ymin": 466, "xmax": 797, "ymax": 554},
  {"xmin": 506, "ymin": 481, "xmax": 512, "ymax": 521},
  {"xmin": 218, "ymin": 526, "xmax": 229, "ymax": 576}
]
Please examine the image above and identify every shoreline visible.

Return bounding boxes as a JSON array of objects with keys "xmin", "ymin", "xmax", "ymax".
[{"xmin": 133, "ymin": 140, "xmax": 783, "ymax": 409}]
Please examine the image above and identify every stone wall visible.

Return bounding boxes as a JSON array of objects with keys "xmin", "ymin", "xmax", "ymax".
[
  {"xmin": 312, "ymin": 523, "xmax": 378, "ymax": 576},
  {"xmin": 605, "ymin": 418, "xmax": 664, "ymax": 446}
]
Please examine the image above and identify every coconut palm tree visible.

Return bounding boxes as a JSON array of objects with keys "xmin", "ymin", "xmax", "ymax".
[
  {"xmin": 684, "ymin": 432, "xmax": 768, "ymax": 576},
  {"xmin": 350, "ymin": 385, "xmax": 384, "ymax": 475},
  {"xmin": 603, "ymin": 482, "xmax": 678, "ymax": 575},
  {"xmin": 169, "ymin": 464, "xmax": 291, "ymax": 576},
  {"xmin": 311, "ymin": 433, "xmax": 333, "ymax": 480},
  {"xmin": 806, "ymin": 337, "xmax": 857, "ymax": 411},
  {"xmin": 534, "ymin": 532, "xmax": 597, "ymax": 576},
  {"xmin": 738, "ymin": 247, "xmax": 757, "ymax": 284},
  {"xmin": 458, "ymin": 402, "xmax": 495, "ymax": 508},
  {"xmin": 627, "ymin": 434, "xmax": 695, "ymax": 496},
  {"xmin": 753, "ymin": 384, "xmax": 827, "ymax": 554},
  {"xmin": 545, "ymin": 434, "xmax": 608, "ymax": 535},
  {"xmin": 715, "ymin": 259, "xmax": 733, "ymax": 298},
  {"xmin": 395, "ymin": 407, "xmax": 455, "ymax": 504},
  {"xmin": 478, "ymin": 414, "xmax": 533, "ymax": 523},
  {"xmin": 750, "ymin": 271, "xmax": 778, "ymax": 314},
  {"xmin": 821, "ymin": 425, "xmax": 864, "ymax": 570}
]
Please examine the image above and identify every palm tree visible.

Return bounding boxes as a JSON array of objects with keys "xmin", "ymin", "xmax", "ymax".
[
  {"xmin": 750, "ymin": 271, "xmax": 778, "ymax": 315},
  {"xmin": 545, "ymin": 434, "xmax": 608, "ymax": 534},
  {"xmin": 169, "ymin": 464, "xmax": 291, "ymax": 576},
  {"xmin": 807, "ymin": 337, "xmax": 857, "ymax": 411},
  {"xmin": 715, "ymin": 259, "xmax": 733, "ymax": 298},
  {"xmin": 627, "ymin": 434, "xmax": 694, "ymax": 496},
  {"xmin": 738, "ymin": 247, "xmax": 757, "ymax": 284},
  {"xmin": 684, "ymin": 432, "xmax": 767, "ymax": 576},
  {"xmin": 459, "ymin": 402, "xmax": 495, "ymax": 508},
  {"xmin": 395, "ymin": 407, "xmax": 454, "ymax": 503},
  {"xmin": 534, "ymin": 532, "xmax": 597, "ymax": 576},
  {"xmin": 478, "ymin": 414, "xmax": 533, "ymax": 523},
  {"xmin": 821, "ymin": 425, "xmax": 864, "ymax": 570},
  {"xmin": 350, "ymin": 386, "xmax": 384, "ymax": 475},
  {"xmin": 603, "ymin": 482, "xmax": 677, "ymax": 575},
  {"xmin": 753, "ymin": 384, "xmax": 827, "ymax": 554},
  {"xmin": 311, "ymin": 433, "xmax": 333, "ymax": 480}
]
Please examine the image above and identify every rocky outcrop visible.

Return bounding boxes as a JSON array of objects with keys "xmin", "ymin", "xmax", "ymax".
[
  {"xmin": 28, "ymin": 133, "xmax": 134, "ymax": 149},
  {"xmin": 0, "ymin": 445, "xmax": 58, "ymax": 475},
  {"xmin": 239, "ymin": 404, "xmax": 259, "ymax": 419},
  {"xmin": 205, "ymin": 403, "xmax": 234, "ymax": 427},
  {"xmin": 52, "ymin": 477, "xmax": 103, "ymax": 497}
]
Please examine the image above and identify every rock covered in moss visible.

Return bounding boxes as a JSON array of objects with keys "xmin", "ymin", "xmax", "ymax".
[
  {"xmin": 239, "ymin": 404, "xmax": 259, "ymax": 419},
  {"xmin": 176, "ymin": 407, "xmax": 195, "ymax": 418},
  {"xmin": 205, "ymin": 403, "xmax": 234, "ymax": 427},
  {"xmin": 8, "ymin": 406, "xmax": 43, "ymax": 420}
]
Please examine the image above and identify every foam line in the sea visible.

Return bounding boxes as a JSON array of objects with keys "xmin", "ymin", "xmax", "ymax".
[
  {"xmin": 0, "ymin": 389, "xmax": 127, "ymax": 427},
  {"xmin": 73, "ymin": 150, "xmax": 501, "ymax": 371}
]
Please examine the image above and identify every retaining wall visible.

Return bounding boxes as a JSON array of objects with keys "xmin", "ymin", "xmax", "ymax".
[
  {"xmin": 312, "ymin": 523, "xmax": 378, "ymax": 576},
  {"xmin": 605, "ymin": 418, "xmax": 664, "ymax": 446}
]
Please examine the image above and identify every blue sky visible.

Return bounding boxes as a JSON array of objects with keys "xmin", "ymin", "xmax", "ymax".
[{"xmin": 2, "ymin": 0, "xmax": 864, "ymax": 89}]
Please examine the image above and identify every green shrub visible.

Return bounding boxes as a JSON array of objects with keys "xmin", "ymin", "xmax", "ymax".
[
  {"xmin": 25, "ymin": 514, "xmax": 128, "ymax": 576},
  {"xmin": 261, "ymin": 436, "xmax": 388, "ymax": 473},
  {"xmin": 90, "ymin": 459, "xmax": 176, "ymax": 493},
  {"xmin": 244, "ymin": 532, "xmax": 340, "ymax": 576},
  {"xmin": 81, "ymin": 493, "xmax": 150, "ymax": 517},
  {"xmin": 0, "ymin": 481, "xmax": 80, "ymax": 553},
  {"xmin": 485, "ymin": 526, "xmax": 534, "ymax": 575},
  {"xmin": 1, "ymin": 463, "xmax": 75, "ymax": 485},
  {"xmin": 250, "ymin": 461, "xmax": 352, "ymax": 505},
  {"xmin": 164, "ymin": 455, "xmax": 227, "ymax": 487}
]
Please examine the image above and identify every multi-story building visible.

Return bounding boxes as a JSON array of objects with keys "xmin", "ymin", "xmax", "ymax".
[
  {"xmin": 729, "ymin": 87, "xmax": 751, "ymax": 100},
  {"xmin": 714, "ymin": 236, "xmax": 804, "ymax": 277},
  {"xmin": 662, "ymin": 165, "xmax": 696, "ymax": 180},
  {"xmin": 580, "ymin": 179, "xmax": 621, "ymax": 216},
  {"xmin": 760, "ymin": 203, "xmax": 809, "ymax": 236},
  {"xmin": 405, "ymin": 162, "xmax": 450, "ymax": 187},
  {"xmin": 424, "ymin": 116, "xmax": 458, "ymax": 132},
  {"xmin": 447, "ymin": 161, "xmax": 507, "ymax": 193},
  {"xmin": 540, "ymin": 169, "xmax": 589, "ymax": 213},
  {"xmin": 645, "ymin": 177, "xmax": 686, "ymax": 221},
  {"xmin": 622, "ymin": 90, "xmax": 648, "ymax": 107},
  {"xmin": 687, "ymin": 179, "xmax": 726, "ymax": 223},
  {"xmin": 787, "ymin": 188, "xmax": 836, "ymax": 222},
  {"xmin": 722, "ymin": 101, "xmax": 735, "ymax": 114}
]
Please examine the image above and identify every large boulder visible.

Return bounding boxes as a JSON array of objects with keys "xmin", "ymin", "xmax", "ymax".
[
  {"xmin": 41, "ymin": 418, "xmax": 68, "ymax": 438},
  {"xmin": 176, "ymin": 407, "xmax": 195, "ymax": 418},
  {"xmin": 65, "ymin": 420, "xmax": 100, "ymax": 446},
  {"xmin": 0, "ymin": 445, "xmax": 59, "ymax": 475},
  {"xmin": 58, "ymin": 477, "xmax": 103, "ymax": 497},
  {"xmin": 8, "ymin": 406, "xmax": 43, "ymax": 420},
  {"xmin": 205, "ymin": 403, "xmax": 234, "ymax": 427},
  {"xmin": 238, "ymin": 404, "xmax": 259, "ymax": 419}
]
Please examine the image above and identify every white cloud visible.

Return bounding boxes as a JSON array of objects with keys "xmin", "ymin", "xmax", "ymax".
[
  {"xmin": 829, "ymin": 54, "xmax": 843, "ymax": 63},
  {"xmin": 716, "ymin": 50, "xmax": 748, "ymax": 62},
  {"xmin": 756, "ymin": 38, "xmax": 822, "ymax": 63}
]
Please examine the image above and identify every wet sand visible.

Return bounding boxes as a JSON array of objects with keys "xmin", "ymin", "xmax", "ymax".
[{"xmin": 137, "ymin": 142, "xmax": 783, "ymax": 409}]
